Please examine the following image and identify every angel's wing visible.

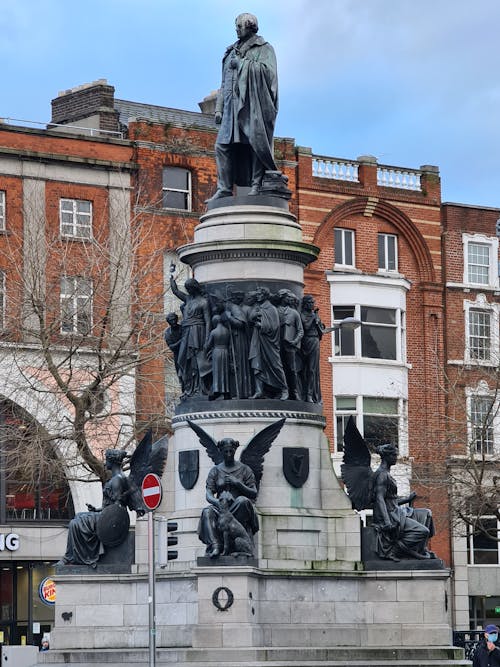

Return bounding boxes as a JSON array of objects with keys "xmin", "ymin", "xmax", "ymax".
[
  {"xmin": 127, "ymin": 430, "xmax": 169, "ymax": 512},
  {"xmin": 340, "ymin": 416, "xmax": 374, "ymax": 511},
  {"xmin": 148, "ymin": 435, "xmax": 169, "ymax": 477},
  {"xmin": 187, "ymin": 420, "xmax": 223, "ymax": 465},
  {"xmin": 240, "ymin": 417, "xmax": 285, "ymax": 489},
  {"xmin": 129, "ymin": 429, "xmax": 152, "ymax": 488}
]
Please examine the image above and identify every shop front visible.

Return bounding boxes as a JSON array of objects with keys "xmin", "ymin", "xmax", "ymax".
[{"xmin": 0, "ymin": 559, "xmax": 55, "ymax": 646}]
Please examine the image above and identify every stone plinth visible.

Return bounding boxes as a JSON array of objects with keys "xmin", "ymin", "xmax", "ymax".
[{"xmin": 50, "ymin": 567, "xmax": 453, "ymax": 653}]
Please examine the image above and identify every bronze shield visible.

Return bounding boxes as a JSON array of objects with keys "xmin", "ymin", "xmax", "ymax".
[
  {"xmin": 283, "ymin": 447, "xmax": 309, "ymax": 488},
  {"xmin": 179, "ymin": 449, "xmax": 199, "ymax": 490},
  {"xmin": 96, "ymin": 503, "xmax": 130, "ymax": 547}
]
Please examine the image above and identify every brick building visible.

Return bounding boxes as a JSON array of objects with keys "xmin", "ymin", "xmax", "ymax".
[
  {"xmin": 441, "ymin": 203, "xmax": 500, "ymax": 629},
  {"xmin": 0, "ymin": 79, "xmax": 498, "ymax": 639}
]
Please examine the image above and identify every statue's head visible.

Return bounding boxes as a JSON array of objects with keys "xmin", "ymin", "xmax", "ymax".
[
  {"xmin": 277, "ymin": 288, "xmax": 290, "ymax": 304},
  {"xmin": 229, "ymin": 290, "xmax": 245, "ymax": 305},
  {"xmin": 255, "ymin": 286, "xmax": 270, "ymax": 302},
  {"xmin": 376, "ymin": 443, "xmax": 398, "ymax": 464},
  {"xmin": 166, "ymin": 312, "xmax": 178, "ymax": 326},
  {"xmin": 302, "ymin": 294, "xmax": 315, "ymax": 311},
  {"xmin": 184, "ymin": 278, "xmax": 202, "ymax": 296},
  {"xmin": 218, "ymin": 437, "xmax": 240, "ymax": 459},
  {"xmin": 236, "ymin": 13, "xmax": 259, "ymax": 38},
  {"xmin": 211, "ymin": 314, "xmax": 222, "ymax": 328},
  {"xmin": 244, "ymin": 290, "xmax": 257, "ymax": 306},
  {"xmin": 105, "ymin": 449, "xmax": 127, "ymax": 469}
]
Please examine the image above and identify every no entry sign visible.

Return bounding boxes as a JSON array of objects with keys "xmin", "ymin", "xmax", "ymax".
[{"xmin": 141, "ymin": 473, "xmax": 162, "ymax": 511}]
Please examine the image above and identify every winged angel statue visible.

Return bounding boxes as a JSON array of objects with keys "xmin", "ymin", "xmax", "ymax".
[
  {"xmin": 58, "ymin": 431, "xmax": 168, "ymax": 567},
  {"xmin": 188, "ymin": 418, "xmax": 285, "ymax": 558},
  {"xmin": 341, "ymin": 417, "xmax": 436, "ymax": 562}
]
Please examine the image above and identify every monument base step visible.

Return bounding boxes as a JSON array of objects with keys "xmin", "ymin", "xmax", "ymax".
[{"xmin": 38, "ymin": 646, "xmax": 469, "ymax": 666}]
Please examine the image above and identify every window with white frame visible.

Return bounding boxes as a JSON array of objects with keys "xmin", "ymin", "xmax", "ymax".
[
  {"xmin": 463, "ymin": 233, "xmax": 499, "ymax": 288},
  {"xmin": 162, "ymin": 167, "xmax": 191, "ymax": 211},
  {"xmin": 334, "ymin": 395, "xmax": 403, "ymax": 453},
  {"xmin": 333, "ymin": 304, "xmax": 402, "ymax": 361},
  {"xmin": 467, "ymin": 518, "xmax": 499, "ymax": 565},
  {"xmin": 378, "ymin": 233, "xmax": 398, "ymax": 272},
  {"xmin": 334, "ymin": 228, "xmax": 355, "ymax": 267},
  {"xmin": 333, "ymin": 306, "xmax": 356, "ymax": 356},
  {"xmin": 469, "ymin": 395, "xmax": 495, "ymax": 455},
  {"xmin": 464, "ymin": 295, "xmax": 499, "ymax": 365},
  {"xmin": 363, "ymin": 397, "xmax": 400, "ymax": 449},
  {"xmin": 361, "ymin": 306, "xmax": 397, "ymax": 360},
  {"xmin": 0, "ymin": 191, "xmax": 5, "ymax": 231},
  {"xmin": 60, "ymin": 199, "xmax": 92, "ymax": 239},
  {"xmin": 468, "ymin": 309, "xmax": 492, "ymax": 361},
  {"xmin": 335, "ymin": 396, "xmax": 357, "ymax": 452},
  {"xmin": 60, "ymin": 277, "xmax": 92, "ymax": 335}
]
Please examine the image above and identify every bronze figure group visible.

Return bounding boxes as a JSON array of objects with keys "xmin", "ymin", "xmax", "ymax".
[{"xmin": 166, "ymin": 272, "xmax": 327, "ymax": 403}]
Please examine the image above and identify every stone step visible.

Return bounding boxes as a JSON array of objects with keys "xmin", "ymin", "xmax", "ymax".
[{"xmin": 39, "ymin": 646, "xmax": 471, "ymax": 666}]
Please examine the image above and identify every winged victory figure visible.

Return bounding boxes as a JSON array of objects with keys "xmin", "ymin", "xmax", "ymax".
[
  {"xmin": 341, "ymin": 416, "xmax": 436, "ymax": 562},
  {"xmin": 188, "ymin": 418, "xmax": 285, "ymax": 558},
  {"xmin": 57, "ymin": 431, "xmax": 168, "ymax": 567}
]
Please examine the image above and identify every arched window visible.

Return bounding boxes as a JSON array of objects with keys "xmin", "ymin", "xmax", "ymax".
[{"xmin": 0, "ymin": 401, "xmax": 74, "ymax": 522}]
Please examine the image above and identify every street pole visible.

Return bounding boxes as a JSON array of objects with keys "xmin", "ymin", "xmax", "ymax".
[{"xmin": 148, "ymin": 510, "xmax": 156, "ymax": 667}]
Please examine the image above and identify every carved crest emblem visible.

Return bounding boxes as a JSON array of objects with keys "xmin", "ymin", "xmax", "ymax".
[
  {"xmin": 282, "ymin": 447, "xmax": 309, "ymax": 488},
  {"xmin": 179, "ymin": 449, "xmax": 199, "ymax": 490}
]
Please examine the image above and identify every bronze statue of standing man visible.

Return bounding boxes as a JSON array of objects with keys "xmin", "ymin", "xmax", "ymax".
[{"xmin": 208, "ymin": 13, "xmax": 279, "ymax": 201}]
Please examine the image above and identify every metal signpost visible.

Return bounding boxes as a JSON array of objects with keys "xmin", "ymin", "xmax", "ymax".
[{"xmin": 141, "ymin": 472, "xmax": 162, "ymax": 667}]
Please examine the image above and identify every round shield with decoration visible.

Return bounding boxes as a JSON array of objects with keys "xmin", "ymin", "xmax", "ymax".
[{"xmin": 96, "ymin": 503, "xmax": 130, "ymax": 548}]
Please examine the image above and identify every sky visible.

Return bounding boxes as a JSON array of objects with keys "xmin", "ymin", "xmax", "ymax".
[{"xmin": 2, "ymin": 0, "xmax": 500, "ymax": 208}]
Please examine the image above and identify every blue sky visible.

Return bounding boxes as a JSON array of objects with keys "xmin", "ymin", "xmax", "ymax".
[{"xmin": 2, "ymin": 0, "xmax": 500, "ymax": 208}]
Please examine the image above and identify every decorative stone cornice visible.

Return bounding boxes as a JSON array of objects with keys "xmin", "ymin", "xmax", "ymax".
[{"xmin": 172, "ymin": 410, "xmax": 326, "ymax": 427}]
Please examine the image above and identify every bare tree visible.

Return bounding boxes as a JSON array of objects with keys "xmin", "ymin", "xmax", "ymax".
[
  {"xmin": 415, "ymin": 342, "xmax": 500, "ymax": 544},
  {"xmin": 0, "ymin": 188, "xmax": 175, "ymax": 485},
  {"xmin": 444, "ymin": 365, "xmax": 500, "ymax": 542}
]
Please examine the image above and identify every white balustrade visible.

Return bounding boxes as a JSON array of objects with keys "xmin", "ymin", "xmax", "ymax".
[
  {"xmin": 312, "ymin": 157, "xmax": 359, "ymax": 183},
  {"xmin": 311, "ymin": 157, "xmax": 423, "ymax": 192},
  {"xmin": 377, "ymin": 167, "xmax": 421, "ymax": 191}
]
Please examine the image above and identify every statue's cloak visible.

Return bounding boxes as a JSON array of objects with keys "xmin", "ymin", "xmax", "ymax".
[{"xmin": 216, "ymin": 34, "xmax": 278, "ymax": 185}]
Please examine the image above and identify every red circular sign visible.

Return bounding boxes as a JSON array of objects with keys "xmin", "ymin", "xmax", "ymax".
[{"xmin": 141, "ymin": 473, "xmax": 162, "ymax": 510}]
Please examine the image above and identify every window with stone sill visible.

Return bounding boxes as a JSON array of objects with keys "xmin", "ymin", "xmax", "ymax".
[
  {"xmin": 469, "ymin": 395, "xmax": 495, "ymax": 455},
  {"xmin": 334, "ymin": 228, "xmax": 355, "ymax": 267},
  {"xmin": 466, "ymin": 381, "xmax": 499, "ymax": 458},
  {"xmin": 60, "ymin": 198, "xmax": 92, "ymax": 239},
  {"xmin": 60, "ymin": 276, "xmax": 93, "ymax": 335},
  {"xmin": 0, "ymin": 191, "xmax": 5, "ymax": 231},
  {"xmin": 378, "ymin": 233, "xmax": 398, "ymax": 272},
  {"xmin": 463, "ymin": 233, "xmax": 499, "ymax": 289},
  {"xmin": 162, "ymin": 167, "xmax": 192, "ymax": 211},
  {"xmin": 464, "ymin": 295, "xmax": 499, "ymax": 365}
]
